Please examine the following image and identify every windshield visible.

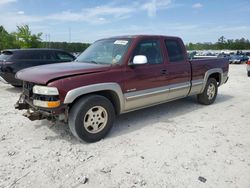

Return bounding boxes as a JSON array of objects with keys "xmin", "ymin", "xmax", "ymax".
[{"xmin": 76, "ymin": 39, "xmax": 131, "ymax": 64}]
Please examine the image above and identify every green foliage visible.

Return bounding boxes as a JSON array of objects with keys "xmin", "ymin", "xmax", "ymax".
[
  {"xmin": 186, "ymin": 36, "xmax": 250, "ymax": 50},
  {"xmin": 13, "ymin": 25, "xmax": 43, "ymax": 48},
  {"xmin": 0, "ymin": 25, "xmax": 90, "ymax": 52},
  {"xmin": 41, "ymin": 41, "xmax": 90, "ymax": 52},
  {"xmin": 0, "ymin": 26, "xmax": 18, "ymax": 49}
]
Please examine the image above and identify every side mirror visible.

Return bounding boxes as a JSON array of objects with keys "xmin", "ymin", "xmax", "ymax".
[{"xmin": 132, "ymin": 55, "xmax": 148, "ymax": 65}]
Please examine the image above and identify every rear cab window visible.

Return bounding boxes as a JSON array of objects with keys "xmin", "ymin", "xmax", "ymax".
[{"xmin": 165, "ymin": 39, "xmax": 185, "ymax": 63}]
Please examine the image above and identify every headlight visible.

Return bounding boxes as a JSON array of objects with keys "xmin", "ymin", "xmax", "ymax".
[{"xmin": 33, "ymin": 85, "xmax": 59, "ymax": 95}]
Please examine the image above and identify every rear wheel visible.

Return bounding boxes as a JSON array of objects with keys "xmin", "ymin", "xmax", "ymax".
[
  {"xmin": 68, "ymin": 95, "xmax": 115, "ymax": 142},
  {"xmin": 197, "ymin": 78, "xmax": 218, "ymax": 105},
  {"xmin": 248, "ymin": 71, "xmax": 250, "ymax": 77}
]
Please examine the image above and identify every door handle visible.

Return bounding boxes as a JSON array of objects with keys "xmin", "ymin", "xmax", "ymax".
[{"xmin": 160, "ymin": 69, "xmax": 167, "ymax": 75}]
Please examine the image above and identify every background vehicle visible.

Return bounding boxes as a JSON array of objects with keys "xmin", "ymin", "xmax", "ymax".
[
  {"xmin": 229, "ymin": 54, "xmax": 247, "ymax": 64},
  {"xmin": 0, "ymin": 49, "xmax": 75, "ymax": 86},
  {"xmin": 247, "ymin": 60, "xmax": 250, "ymax": 77},
  {"xmin": 15, "ymin": 35, "xmax": 229, "ymax": 142}
]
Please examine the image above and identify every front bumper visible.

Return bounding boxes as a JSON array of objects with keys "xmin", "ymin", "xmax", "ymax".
[{"xmin": 15, "ymin": 94, "xmax": 68, "ymax": 121}]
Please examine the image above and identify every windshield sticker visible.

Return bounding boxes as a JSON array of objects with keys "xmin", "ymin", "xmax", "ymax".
[{"xmin": 114, "ymin": 40, "xmax": 128, "ymax": 45}]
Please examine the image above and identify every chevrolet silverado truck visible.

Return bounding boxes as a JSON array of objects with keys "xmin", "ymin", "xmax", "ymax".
[{"xmin": 15, "ymin": 35, "xmax": 229, "ymax": 142}]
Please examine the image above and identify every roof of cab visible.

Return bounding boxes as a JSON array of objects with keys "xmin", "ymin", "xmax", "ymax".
[{"xmin": 101, "ymin": 34, "xmax": 181, "ymax": 41}]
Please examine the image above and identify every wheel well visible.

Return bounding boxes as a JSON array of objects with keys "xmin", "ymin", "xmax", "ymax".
[
  {"xmin": 69, "ymin": 90, "xmax": 121, "ymax": 115},
  {"xmin": 208, "ymin": 73, "xmax": 221, "ymax": 85}
]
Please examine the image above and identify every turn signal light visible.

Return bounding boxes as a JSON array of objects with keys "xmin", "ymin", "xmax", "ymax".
[
  {"xmin": 33, "ymin": 100, "xmax": 60, "ymax": 108},
  {"xmin": 47, "ymin": 101, "xmax": 61, "ymax": 108}
]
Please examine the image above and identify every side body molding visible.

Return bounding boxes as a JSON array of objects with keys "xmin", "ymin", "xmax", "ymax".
[{"xmin": 63, "ymin": 83, "xmax": 125, "ymax": 113}]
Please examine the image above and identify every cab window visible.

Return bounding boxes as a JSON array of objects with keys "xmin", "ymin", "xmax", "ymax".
[
  {"xmin": 133, "ymin": 40, "xmax": 163, "ymax": 64},
  {"xmin": 165, "ymin": 40, "xmax": 184, "ymax": 62}
]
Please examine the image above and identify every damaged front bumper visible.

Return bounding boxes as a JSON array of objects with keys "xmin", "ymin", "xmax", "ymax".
[{"xmin": 15, "ymin": 94, "xmax": 68, "ymax": 122}]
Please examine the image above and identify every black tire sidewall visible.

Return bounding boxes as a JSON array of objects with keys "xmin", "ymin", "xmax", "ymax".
[
  {"xmin": 198, "ymin": 78, "xmax": 218, "ymax": 105},
  {"xmin": 70, "ymin": 95, "xmax": 115, "ymax": 142}
]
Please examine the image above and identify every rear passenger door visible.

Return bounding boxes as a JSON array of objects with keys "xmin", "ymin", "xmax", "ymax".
[{"xmin": 164, "ymin": 38, "xmax": 191, "ymax": 99}]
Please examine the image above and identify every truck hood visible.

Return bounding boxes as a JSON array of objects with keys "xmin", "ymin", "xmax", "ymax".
[{"xmin": 16, "ymin": 62, "xmax": 111, "ymax": 84}]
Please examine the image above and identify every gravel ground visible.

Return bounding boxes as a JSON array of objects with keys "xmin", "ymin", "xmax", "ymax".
[{"xmin": 0, "ymin": 65, "xmax": 250, "ymax": 188}]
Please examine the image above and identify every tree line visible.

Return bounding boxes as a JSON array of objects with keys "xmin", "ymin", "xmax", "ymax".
[
  {"xmin": 186, "ymin": 36, "xmax": 250, "ymax": 50},
  {"xmin": 0, "ymin": 25, "xmax": 90, "ymax": 52},
  {"xmin": 1, "ymin": 25, "xmax": 250, "ymax": 52}
]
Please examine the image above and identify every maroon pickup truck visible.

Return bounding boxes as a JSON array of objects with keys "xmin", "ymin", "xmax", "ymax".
[{"xmin": 15, "ymin": 35, "xmax": 229, "ymax": 142}]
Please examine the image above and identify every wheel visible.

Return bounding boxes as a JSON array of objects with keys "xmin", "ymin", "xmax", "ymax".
[
  {"xmin": 197, "ymin": 78, "xmax": 218, "ymax": 105},
  {"xmin": 68, "ymin": 95, "xmax": 115, "ymax": 142},
  {"xmin": 248, "ymin": 71, "xmax": 250, "ymax": 77}
]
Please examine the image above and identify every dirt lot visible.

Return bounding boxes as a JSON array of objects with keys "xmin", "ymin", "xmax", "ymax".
[{"xmin": 0, "ymin": 65, "xmax": 249, "ymax": 188}]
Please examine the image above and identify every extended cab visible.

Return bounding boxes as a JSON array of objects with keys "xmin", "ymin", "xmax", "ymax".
[{"xmin": 15, "ymin": 35, "xmax": 229, "ymax": 142}]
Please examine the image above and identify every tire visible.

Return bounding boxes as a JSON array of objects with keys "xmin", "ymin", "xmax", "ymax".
[
  {"xmin": 197, "ymin": 78, "xmax": 218, "ymax": 105},
  {"xmin": 68, "ymin": 95, "xmax": 115, "ymax": 143},
  {"xmin": 248, "ymin": 71, "xmax": 250, "ymax": 77}
]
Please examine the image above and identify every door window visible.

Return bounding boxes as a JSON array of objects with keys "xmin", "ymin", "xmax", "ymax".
[{"xmin": 133, "ymin": 40, "xmax": 163, "ymax": 64}]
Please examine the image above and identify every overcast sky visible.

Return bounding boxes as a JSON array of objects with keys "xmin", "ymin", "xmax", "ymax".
[{"xmin": 0, "ymin": 0, "xmax": 250, "ymax": 43}]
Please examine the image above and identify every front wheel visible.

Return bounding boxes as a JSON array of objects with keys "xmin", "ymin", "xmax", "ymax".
[
  {"xmin": 68, "ymin": 95, "xmax": 115, "ymax": 142},
  {"xmin": 248, "ymin": 71, "xmax": 250, "ymax": 77},
  {"xmin": 197, "ymin": 78, "xmax": 218, "ymax": 105}
]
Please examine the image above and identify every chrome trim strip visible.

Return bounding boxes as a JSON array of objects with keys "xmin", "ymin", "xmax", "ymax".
[
  {"xmin": 191, "ymin": 79, "xmax": 204, "ymax": 86},
  {"xmin": 64, "ymin": 83, "xmax": 124, "ymax": 113},
  {"xmin": 125, "ymin": 82, "xmax": 191, "ymax": 101},
  {"xmin": 170, "ymin": 82, "xmax": 190, "ymax": 91},
  {"xmin": 126, "ymin": 87, "xmax": 169, "ymax": 101},
  {"xmin": 124, "ymin": 81, "xmax": 191, "ymax": 111}
]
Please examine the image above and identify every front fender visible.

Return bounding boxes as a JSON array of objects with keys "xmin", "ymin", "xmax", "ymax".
[{"xmin": 63, "ymin": 82, "xmax": 124, "ymax": 113}]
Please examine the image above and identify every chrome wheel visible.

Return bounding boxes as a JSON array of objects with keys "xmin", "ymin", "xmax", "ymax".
[
  {"xmin": 207, "ymin": 83, "xmax": 216, "ymax": 100},
  {"xmin": 83, "ymin": 106, "xmax": 108, "ymax": 134}
]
